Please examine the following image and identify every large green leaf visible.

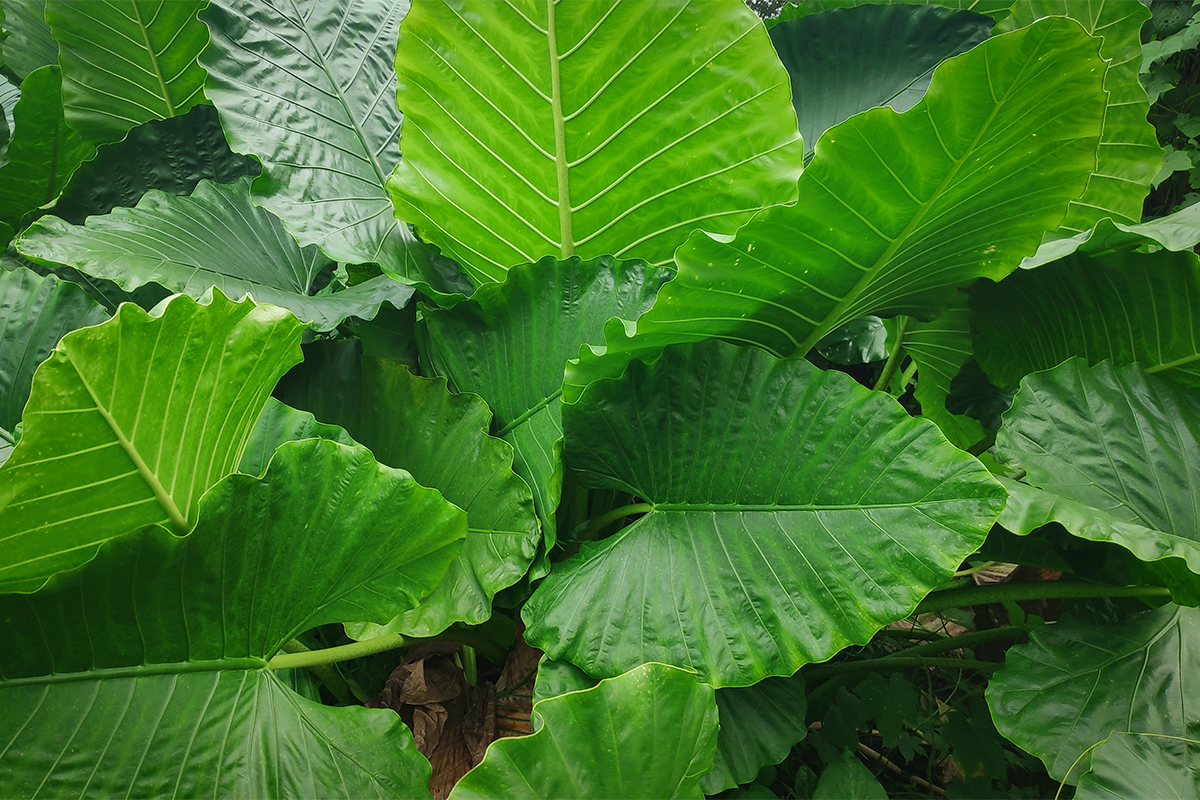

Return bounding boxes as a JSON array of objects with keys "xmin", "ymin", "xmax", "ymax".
[
  {"xmin": 1000, "ymin": 1, "xmax": 1161, "ymax": 233},
  {"xmin": 314, "ymin": 359, "xmax": 540, "ymax": 637},
  {"xmin": 0, "ymin": 267, "xmax": 107, "ymax": 447},
  {"xmin": 566, "ymin": 17, "xmax": 1107, "ymax": 394},
  {"xmin": 448, "ymin": 662, "xmax": 718, "ymax": 800},
  {"xmin": 986, "ymin": 605, "xmax": 1200, "ymax": 783},
  {"xmin": 2, "ymin": 0, "xmax": 56, "ymax": 82},
  {"xmin": 0, "ymin": 290, "xmax": 304, "ymax": 592},
  {"xmin": 995, "ymin": 359, "xmax": 1200, "ymax": 603},
  {"xmin": 532, "ymin": 657, "xmax": 808, "ymax": 795},
  {"xmin": 389, "ymin": 0, "xmax": 805, "ymax": 284},
  {"xmin": 239, "ymin": 396, "xmax": 356, "ymax": 477},
  {"xmin": 527, "ymin": 340, "xmax": 1005, "ymax": 687},
  {"xmin": 49, "ymin": 103, "xmax": 258, "ymax": 224},
  {"xmin": 0, "ymin": 66, "xmax": 94, "ymax": 245},
  {"xmin": 44, "ymin": 0, "xmax": 207, "ymax": 144},
  {"xmin": 200, "ymin": 0, "xmax": 442, "ymax": 285},
  {"xmin": 972, "ymin": 250, "xmax": 1200, "ymax": 391},
  {"xmin": 0, "ymin": 438, "xmax": 465, "ymax": 798},
  {"xmin": 424, "ymin": 255, "xmax": 671, "ymax": 569},
  {"xmin": 1019, "ymin": 201, "xmax": 1200, "ymax": 270},
  {"xmin": 903, "ymin": 292, "xmax": 986, "ymax": 448},
  {"xmin": 1076, "ymin": 732, "xmax": 1200, "ymax": 799},
  {"xmin": 17, "ymin": 176, "xmax": 414, "ymax": 331},
  {"xmin": 770, "ymin": 3, "xmax": 991, "ymax": 160}
]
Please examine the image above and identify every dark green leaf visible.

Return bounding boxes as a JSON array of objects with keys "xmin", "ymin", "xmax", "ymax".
[
  {"xmin": 239, "ymin": 397, "xmax": 356, "ymax": 477},
  {"xmin": 996, "ymin": 359, "xmax": 1200, "ymax": 603},
  {"xmin": 1076, "ymin": 732, "xmax": 1200, "ymax": 799},
  {"xmin": 448, "ymin": 663, "xmax": 719, "ymax": 800},
  {"xmin": 389, "ymin": 0, "xmax": 804, "ymax": 283},
  {"xmin": 45, "ymin": 0, "xmax": 208, "ymax": 144},
  {"xmin": 528, "ymin": 340, "xmax": 1005, "ymax": 686},
  {"xmin": 813, "ymin": 751, "xmax": 887, "ymax": 799},
  {"xmin": 2, "ymin": 0, "xmax": 56, "ymax": 82},
  {"xmin": 904, "ymin": 293, "xmax": 986, "ymax": 449},
  {"xmin": 18, "ymin": 176, "xmax": 414, "ymax": 330},
  {"xmin": 0, "ymin": 290, "xmax": 304, "ymax": 591},
  {"xmin": 0, "ymin": 438, "xmax": 465, "ymax": 799},
  {"xmin": 987, "ymin": 605, "xmax": 1200, "ymax": 783},
  {"xmin": 814, "ymin": 316, "xmax": 887, "ymax": 365}
]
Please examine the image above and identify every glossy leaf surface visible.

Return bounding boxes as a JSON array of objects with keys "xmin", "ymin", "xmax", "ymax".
[
  {"xmin": 389, "ymin": 0, "xmax": 804, "ymax": 283},
  {"xmin": 0, "ymin": 267, "xmax": 107, "ymax": 442},
  {"xmin": 770, "ymin": 3, "xmax": 990, "ymax": 159},
  {"xmin": 972, "ymin": 250, "xmax": 1200, "ymax": 390},
  {"xmin": 996, "ymin": 360, "xmax": 1200, "ymax": 602},
  {"xmin": 201, "ymin": 0, "xmax": 436, "ymax": 280},
  {"xmin": 1020, "ymin": 200, "xmax": 1200, "ymax": 270},
  {"xmin": 567, "ymin": 18, "xmax": 1107, "ymax": 391},
  {"xmin": 18, "ymin": 176, "xmax": 414, "ymax": 330},
  {"xmin": 0, "ymin": 66, "xmax": 94, "ymax": 244},
  {"xmin": 1076, "ymin": 732, "xmax": 1200, "ymax": 799},
  {"xmin": 1001, "ymin": 0, "xmax": 1161, "ymax": 232},
  {"xmin": 987, "ymin": 605, "xmax": 1200, "ymax": 783},
  {"xmin": 0, "ymin": 291, "xmax": 303, "ymax": 592},
  {"xmin": 239, "ymin": 397, "xmax": 356, "ymax": 477},
  {"xmin": 2, "ymin": 0, "xmax": 57, "ymax": 81},
  {"xmin": 449, "ymin": 662, "xmax": 718, "ymax": 800},
  {"xmin": 0, "ymin": 439, "xmax": 464, "ymax": 798},
  {"xmin": 529, "ymin": 340, "xmax": 1005, "ymax": 686},
  {"xmin": 424, "ymin": 255, "xmax": 671, "ymax": 566}
]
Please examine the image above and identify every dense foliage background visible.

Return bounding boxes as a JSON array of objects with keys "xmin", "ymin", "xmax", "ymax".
[{"xmin": 1, "ymin": 0, "xmax": 1199, "ymax": 798}]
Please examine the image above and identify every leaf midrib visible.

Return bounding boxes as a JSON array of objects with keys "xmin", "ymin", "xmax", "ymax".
[
  {"xmin": 546, "ymin": 0, "xmax": 572, "ymax": 258},
  {"xmin": 129, "ymin": 0, "xmax": 176, "ymax": 117},
  {"xmin": 0, "ymin": 657, "xmax": 268, "ymax": 687}
]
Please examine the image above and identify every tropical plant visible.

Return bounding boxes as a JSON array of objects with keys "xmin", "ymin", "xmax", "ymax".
[{"xmin": 1, "ymin": 0, "xmax": 1198, "ymax": 797}]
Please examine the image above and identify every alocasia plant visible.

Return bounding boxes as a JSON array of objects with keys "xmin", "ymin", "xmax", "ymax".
[{"xmin": 0, "ymin": 0, "xmax": 1196, "ymax": 797}]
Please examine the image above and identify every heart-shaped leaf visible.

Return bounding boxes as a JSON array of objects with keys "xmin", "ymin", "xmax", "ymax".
[
  {"xmin": 528, "ymin": 339, "xmax": 1005, "ymax": 686},
  {"xmin": 0, "ymin": 438, "xmax": 465, "ymax": 799},
  {"xmin": 0, "ymin": 290, "xmax": 304, "ymax": 592},
  {"xmin": 389, "ymin": 0, "xmax": 804, "ymax": 283}
]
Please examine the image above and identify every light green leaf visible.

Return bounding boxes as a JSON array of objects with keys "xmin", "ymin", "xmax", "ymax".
[
  {"xmin": 1020, "ymin": 202, "xmax": 1200, "ymax": 270},
  {"xmin": 532, "ymin": 657, "xmax": 808, "ymax": 795},
  {"xmin": 17, "ymin": 176, "xmax": 414, "ymax": 331},
  {"xmin": 49, "ymin": 103, "xmax": 258, "ymax": 224},
  {"xmin": 986, "ymin": 605, "xmax": 1200, "ymax": 783},
  {"xmin": 527, "ymin": 340, "xmax": 1005, "ymax": 687},
  {"xmin": 770, "ymin": 3, "xmax": 991, "ymax": 159},
  {"xmin": 239, "ymin": 397, "xmax": 356, "ymax": 477},
  {"xmin": 1076, "ymin": 732, "xmax": 1200, "ymax": 800},
  {"xmin": 2, "ymin": 0, "xmax": 56, "ymax": 82},
  {"xmin": 448, "ymin": 662, "xmax": 718, "ymax": 800},
  {"xmin": 566, "ymin": 17, "xmax": 1107, "ymax": 395},
  {"xmin": 996, "ymin": 359, "xmax": 1200, "ymax": 603},
  {"xmin": 973, "ymin": 250, "xmax": 1200, "ymax": 390},
  {"xmin": 0, "ymin": 438, "xmax": 465, "ymax": 799},
  {"xmin": 0, "ymin": 66, "xmax": 94, "ymax": 243},
  {"xmin": 813, "ymin": 751, "xmax": 888, "ymax": 799},
  {"xmin": 44, "ymin": 0, "xmax": 207, "ymax": 144},
  {"xmin": 389, "ymin": 0, "xmax": 804, "ymax": 284},
  {"xmin": 0, "ymin": 290, "xmax": 304, "ymax": 592},
  {"xmin": 903, "ymin": 293, "xmax": 986, "ymax": 448},
  {"xmin": 200, "ymin": 0, "xmax": 445, "ymax": 287},
  {"xmin": 1000, "ymin": 1, "xmax": 1161, "ymax": 233},
  {"xmin": 424, "ymin": 256, "xmax": 671, "ymax": 572},
  {"xmin": 0, "ymin": 267, "xmax": 108, "ymax": 443}
]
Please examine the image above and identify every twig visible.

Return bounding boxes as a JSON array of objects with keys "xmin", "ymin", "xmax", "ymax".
[{"xmin": 857, "ymin": 742, "xmax": 945, "ymax": 796}]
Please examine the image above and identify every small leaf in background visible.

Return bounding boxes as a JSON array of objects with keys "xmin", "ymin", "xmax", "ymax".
[
  {"xmin": 239, "ymin": 397, "xmax": 357, "ymax": 477},
  {"xmin": 995, "ymin": 359, "xmax": 1200, "ymax": 603},
  {"xmin": 448, "ymin": 663, "xmax": 719, "ymax": 800},
  {"xmin": 18, "ymin": 176, "xmax": 414, "ymax": 331},
  {"xmin": 529, "ymin": 340, "xmax": 1005, "ymax": 686},
  {"xmin": 0, "ymin": 438, "xmax": 465, "ymax": 799},
  {"xmin": 813, "ymin": 751, "xmax": 888, "ymax": 800},
  {"xmin": 0, "ymin": 290, "xmax": 304, "ymax": 592},
  {"xmin": 390, "ymin": 0, "xmax": 804, "ymax": 283},
  {"xmin": 904, "ymin": 292, "xmax": 986, "ymax": 449},
  {"xmin": 45, "ymin": 0, "xmax": 208, "ymax": 144},
  {"xmin": 814, "ymin": 315, "xmax": 887, "ymax": 365},
  {"xmin": 0, "ymin": 66, "xmax": 94, "ymax": 244}
]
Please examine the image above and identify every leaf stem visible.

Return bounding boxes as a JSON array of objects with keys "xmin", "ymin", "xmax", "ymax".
[
  {"xmin": 269, "ymin": 634, "xmax": 411, "ymax": 670},
  {"xmin": 873, "ymin": 316, "xmax": 911, "ymax": 392},
  {"xmin": 580, "ymin": 502, "xmax": 653, "ymax": 540},
  {"xmin": 279, "ymin": 639, "xmax": 353, "ymax": 703},
  {"xmin": 915, "ymin": 582, "xmax": 1171, "ymax": 615}
]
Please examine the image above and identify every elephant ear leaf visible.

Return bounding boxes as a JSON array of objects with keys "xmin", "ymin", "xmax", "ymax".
[
  {"xmin": 1075, "ymin": 732, "xmax": 1200, "ymax": 800},
  {"xmin": 527, "ymin": 340, "xmax": 1005, "ymax": 687},
  {"xmin": 0, "ymin": 290, "xmax": 304, "ymax": 592},
  {"xmin": 0, "ymin": 438, "xmax": 466, "ymax": 799},
  {"xmin": 448, "ymin": 662, "xmax": 719, "ymax": 800},
  {"xmin": 389, "ymin": 0, "xmax": 804, "ymax": 284}
]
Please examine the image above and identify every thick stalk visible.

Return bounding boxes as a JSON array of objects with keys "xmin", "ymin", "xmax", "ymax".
[
  {"xmin": 915, "ymin": 582, "xmax": 1171, "ymax": 615},
  {"xmin": 269, "ymin": 634, "xmax": 411, "ymax": 670},
  {"xmin": 873, "ymin": 316, "xmax": 911, "ymax": 392},
  {"xmin": 581, "ymin": 502, "xmax": 653, "ymax": 540},
  {"xmin": 279, "ymin": 639, "xmax": 353, "ymax": 704}
]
